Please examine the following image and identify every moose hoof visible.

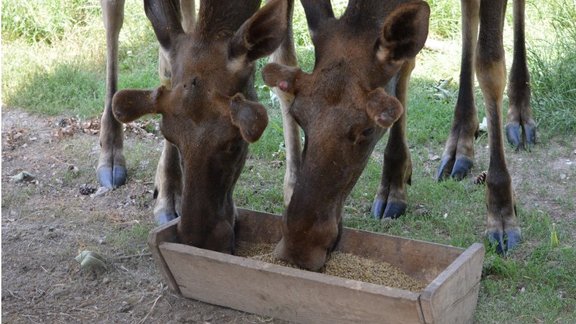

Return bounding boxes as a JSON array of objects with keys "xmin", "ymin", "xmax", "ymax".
[
  {"xmin": 372, "ymin": 199, "xmax": 407, "ymax": 220},
  {"xmin": 436, "ymin": 156, "xmax": 453, "ymax": 181},
  {"xmin": 505, "ymin": 122, "xmax": 522, "ymax": 149},
  {"xmin": 505, "ymin": 228, "xmax": 522, "ymax": 251},
  {"xmin": 486, "ymin": 231, "xmax": 505, "ymax": 255},
  {"xmin": 450, "ymin": 157, "xmax": 474, "ymax": 181},
  {"xmin": 383, "ymin": 202, "xmax": 407, "ymax": 220},
  {"xmin": 97, "ymin": 166, "xmax": 127, "ymax": 189},
  {"xmin": 524, "ymin": 123, "xmax": 537, "ymax": 149},
  {"xmin": 371, "ymin": 198, "xmax": 386, "ymax": 220},
  {"xmin": 155, "ymin": 212, "xmax": 179, "ymax": 225}
]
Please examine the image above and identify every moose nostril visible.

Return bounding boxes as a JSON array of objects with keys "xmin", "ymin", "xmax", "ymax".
[{"xmin": 191, "ymin": 77, "xmax": 198, "ymax": 87}]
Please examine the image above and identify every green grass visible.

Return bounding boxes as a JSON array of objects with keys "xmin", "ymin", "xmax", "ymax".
[{"xmin": 2, "ymin": 0, "xmax": 575, "ymax": 322}]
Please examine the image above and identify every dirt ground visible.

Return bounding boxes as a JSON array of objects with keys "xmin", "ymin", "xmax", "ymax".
[{"xmin": 2, "ymin": 108, "xmax": 575, "ymax": 323}]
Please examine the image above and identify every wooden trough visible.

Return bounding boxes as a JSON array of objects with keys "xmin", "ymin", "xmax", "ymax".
[{"xmin": 148, "ymin": 209, "xmax": 485, "ymax": 324}]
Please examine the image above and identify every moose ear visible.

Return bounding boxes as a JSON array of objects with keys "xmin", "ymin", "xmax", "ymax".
[
  {"xmin": 366, "ymin": 88, "xmax": 404, "ymax": 128},
  {"xmin": 262, "ymin": 63, "xmax": 301, "ymax": 94},
  {"xmin": 229, "ymin": 94, "xmax": 269, "ymax": 143},
  {"xmin": 228, "ymin": 0, "xmax": 288, "ymax": 63},
  {"xmin": 144, "ymin": 0, "xmax": 184, "ymax": 51},
  {"xmin": 376, "ymin": 1, "xmax": 430, "ymax": 62},
  {"xmin": 112, "ymin": 87, "xmax": 166, "ymax": 123}
]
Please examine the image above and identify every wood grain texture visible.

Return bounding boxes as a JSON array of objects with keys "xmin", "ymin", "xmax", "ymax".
[
  {"xmin": 147, "ymin": 218, "xmax": 180, "ymax": 293},
  {"xmin": 419, "ymin": 243, "xmax": 485, "ymax": 324}
]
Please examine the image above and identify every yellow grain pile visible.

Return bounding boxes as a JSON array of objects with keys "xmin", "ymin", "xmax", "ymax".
[{"xmin": 235, "ymin": 241, "xmax": 427, "ymax": 292}]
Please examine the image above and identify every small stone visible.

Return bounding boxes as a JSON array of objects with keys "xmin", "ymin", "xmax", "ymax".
[
  {"xmin": 560, "ymin": 174, "xmax": 567, "ymax": 180},
  {"xmin": 75, "ymin": 251, "xmax": 107, "ymax": 271},
  {"xmin": 91, "ymin": 186, "xmax": 111, "ymax": 198},
  {"xmin": 11, "ymin": 171, "xmax": 35, "ymax": 183},
  {"xmin": 118, "ymin": 301, "xmax": 132, "ymax": 313},
  {"xmin": 68, "ymin": 165, "xmax": 80, "ymax": 174}
]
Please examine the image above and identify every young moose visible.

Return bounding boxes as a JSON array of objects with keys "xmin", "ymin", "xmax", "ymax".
[
  {"xmin": 111, "ymin": 0, "xmax": 287, "ymax": 253},
  {"xmin": 264, "ymin": 0, "xmax": 430, "ymax": 270}
]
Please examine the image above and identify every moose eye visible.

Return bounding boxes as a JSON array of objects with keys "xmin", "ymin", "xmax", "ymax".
[
  {"xmin": 361, "ymin": 127, "xmax": 375, "ymax": 137},
  {"xmin": 224, "ymin": 141, "xmax": 242, "ymax": 154}
]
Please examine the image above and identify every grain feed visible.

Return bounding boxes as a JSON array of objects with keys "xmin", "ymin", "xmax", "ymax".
[{"xmin": 235, "ymin": 241, "xmax": 427, "ymax": 292}]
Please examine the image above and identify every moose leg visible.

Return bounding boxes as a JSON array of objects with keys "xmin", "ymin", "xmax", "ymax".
[
  {"xmin": 98, "ymin": 0, "xmax": 127, "ymax": 188},
  {"xmin": 476, "ymin": 0, "xmax": 520, "ymax": 254},
  {"xmin": 270, "ymin": 0, "xmax": 299, "ymax": 207},
  {"xmin": 153, "ymin": 140, "xmax": 182, "ymax": 224},
  {"xmin": 505, "ymin": 0, "xmax": 536, "ymax": 150},
  {"xmin": 437, "ymin": 0, "xmax": 480, "ymax": 181},
  {"xmin": 372, "ymin": 60, "xmax": 415, "ymax": 219}
]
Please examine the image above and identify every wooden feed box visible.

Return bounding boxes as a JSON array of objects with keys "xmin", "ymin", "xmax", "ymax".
[{"xmin": 148, "ymin": 209, "xmax": 484, "ymax": 324}]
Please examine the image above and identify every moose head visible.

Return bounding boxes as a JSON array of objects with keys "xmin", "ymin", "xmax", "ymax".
[
  {"xmin": 263, "ymin": 0, "xmax": 430, "ymax": 270},
  {"xmin": 112, "ymin": 0, "xmax": 288, "ymax": 253}
]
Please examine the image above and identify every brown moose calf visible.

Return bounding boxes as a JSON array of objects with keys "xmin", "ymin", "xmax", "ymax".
[
  {"xmin": 111, "ymin": 0, "xmax": 288, "ymax": 253},
  {"xmin": 263, "ymin": 0, "xmax": 430, "ymax": 271}
]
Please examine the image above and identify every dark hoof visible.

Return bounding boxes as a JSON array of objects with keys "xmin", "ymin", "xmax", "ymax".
[
  {"xmin": 507, "ymin": 121, "xmax": 536, "ymax": 151},
  {"xmin": 505, "ymin": 228, "xmax": 522, "ymax": 251},
  {"xmin": 524, "ymin": 123, "xmax": 537, "ymax": 149},
  {"xmin": 505, "ymin": 122, "xmax": 522, "ymax": 149},
  {"xmin": 383, "ymin": 202, "xmax": 407, "ymax": 219},
  {"xmin": 436, "ymin": 156, "xmax": 454, "ymax": 181},
  {"xmin": 97, "ymin": 166, "xmax": 127, "ymax": 189},
  {"xmin": 486, "ymin": 231, "xmax": 505, "ymax": 255},
  {"xmin": 371, "ymin": 198, "xmax": 386, "ymax": 220},
  {"xmin": 155, "ymin": 212, "xmax": 179, "ymax": 225},
  {"xmin": 450, "ymin": 157, "xmax": 473, "ymax": 180}
]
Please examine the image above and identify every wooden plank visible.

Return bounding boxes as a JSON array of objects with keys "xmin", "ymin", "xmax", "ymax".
[
  {"xmin": 160, "ymin": 242, "xmax": 425, "ymax": 324},
  {"xmin": 418, "ymin": 243, "xmax": 485, "ymax": 324},
  {"xmin": 147, "ymin": 218, "xmax": 180, "ymax": 293},
  {"xmin": 337, "ymin": 228, "xmax": 464, "ymax": 282}
]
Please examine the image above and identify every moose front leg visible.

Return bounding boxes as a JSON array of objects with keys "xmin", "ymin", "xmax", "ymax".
[
  {"xmin": 153, "ymin": 140, "xmax": 182, "ymax": 225},
  {"xmin": 372, "ymin": 61, "xmax": 414, "ymax": 220},
  {"xmin": 477, "ymin": 0, "xmax": 520, "ymax": 254},
  {"xmin": 505, "ymin": 0, "xmax": 536, "ymax": 150},
  {"xmin": 270, "ymin": 0, "xmax": 299, "ymax": 207},
  {"xmin": 98, "ymin": 0, "xmax": 127, "ymax": 188}
]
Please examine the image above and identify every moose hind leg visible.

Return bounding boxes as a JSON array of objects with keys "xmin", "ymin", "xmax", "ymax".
[
  {"xmin": 437, "ymin": 0, "xmax": 480, "ymax": 181},
  {"xmin": 477, "ymin": 0, "xmax": 520, "ymax": 254},
  {"xmin": 98, "ymin": 0, "xmax": 127, "ymax": 188},
  {"xmin": 505, "ymin": 0, "xmax": 536, "ymax": 150}
]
